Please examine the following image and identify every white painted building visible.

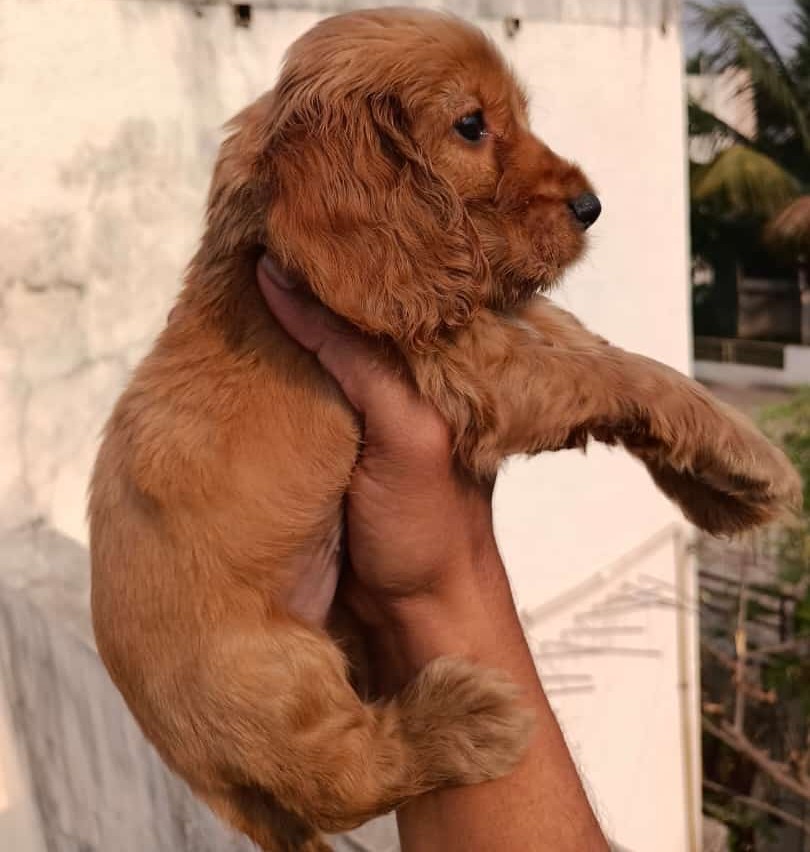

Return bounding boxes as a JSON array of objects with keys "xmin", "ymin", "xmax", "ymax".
[{"xmin": 0, "ymin": 2, "xmax": 699, "ymax": 851}]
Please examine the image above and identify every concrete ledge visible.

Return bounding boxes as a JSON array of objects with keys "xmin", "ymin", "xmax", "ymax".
[
  {"xmin": 695, "ymin": 345, "xmax": 810, "ymax": 390},
  {"xmin": 0, "ymin": 524, "xmax": 397, "ymax": 852},
  {"xmin": 147, "ymin": 0, "xmax": 679, "ymax": 28}
]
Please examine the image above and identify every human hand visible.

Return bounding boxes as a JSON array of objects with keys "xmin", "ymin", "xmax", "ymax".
[
  {"xmin": 256, "ymin": 255, "xmax": 498, "ymax": 633},
  {"xmin": 257, "ymin": 257, "xmax": 608, "ymax": 852}
]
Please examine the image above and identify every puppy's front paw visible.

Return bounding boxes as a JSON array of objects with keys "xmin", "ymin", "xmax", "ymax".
[
  {"xmin": 399, "ymin": 657, "xmax": 534, "ymax": 786},
  {"xmin": 637, "ymin": 391, "xmax": 802, "ymax": 535}
]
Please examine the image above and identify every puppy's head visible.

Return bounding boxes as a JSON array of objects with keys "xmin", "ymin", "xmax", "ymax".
[{"xmin": 207, "ymin": 9, "xmax": 598, "ymax": 348}]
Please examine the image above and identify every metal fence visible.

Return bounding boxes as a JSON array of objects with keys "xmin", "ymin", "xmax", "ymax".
[{"xmin": 694, "ymin": 336, "xmax": 786, "ymax": 370}]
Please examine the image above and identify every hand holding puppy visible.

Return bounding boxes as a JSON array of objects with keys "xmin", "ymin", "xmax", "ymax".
[{"xmin": 256, "ymin": 257, "xmax": 609, "ymax": 852}]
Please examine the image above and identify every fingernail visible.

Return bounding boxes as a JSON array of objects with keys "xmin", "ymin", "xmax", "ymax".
[{"xmin": 260, "ymin": 254, "xmax": 297, "ymax": 290}]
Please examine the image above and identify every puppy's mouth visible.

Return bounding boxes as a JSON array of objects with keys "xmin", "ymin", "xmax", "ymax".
[
  {"xmin": 510, "ymin": 226, "xmax": 590, "ymax": 304},
  {"xmin": 472, "ymin": 196, "xmax": 592, "ymax": 307},
  {"xmin": 501, "ymin": 264, "xmax": 568, "ymax": 308}
]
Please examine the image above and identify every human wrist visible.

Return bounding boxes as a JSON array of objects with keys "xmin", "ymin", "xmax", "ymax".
[
  {"xmin": 369, "ymin": 589, "xmax": 492, "ymax": 696},
  {"xmin": 367, "ymin": 543, "xmax": 535, "ymax": 695},
  {"xmin": 381, "ymin": 527, "xmax": 501, "ymax": 638}
]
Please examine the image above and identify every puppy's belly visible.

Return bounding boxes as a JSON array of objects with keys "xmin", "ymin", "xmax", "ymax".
[
  {"xmin": 284, "ymin": 515, "xmax": 343, "ymax": 625},
  {"xmin": 151, "ymin": 410, "xmax": 360, "ymax": 642}
]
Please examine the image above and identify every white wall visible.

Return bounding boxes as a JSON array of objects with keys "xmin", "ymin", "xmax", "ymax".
[
  {"xmin": 0, "ymin": 2, "xmax": 697, "ymax": 850},
  {"xmin": 486, "ymin": 15, "xmax": 699, "ymax": 852},
  {"xmin": 0, "ymin": 687, "xmax": 46, "ymax": 852}
]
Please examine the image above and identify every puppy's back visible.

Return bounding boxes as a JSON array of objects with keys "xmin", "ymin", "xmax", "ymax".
[{"xmin": 88, "ymin": 295, "xmax": 359, "ymax": 755}]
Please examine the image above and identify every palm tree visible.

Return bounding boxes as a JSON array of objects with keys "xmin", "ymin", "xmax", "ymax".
[{"xmin": 688, "ymin": 1, "xmax": 810, "ymax": 339}]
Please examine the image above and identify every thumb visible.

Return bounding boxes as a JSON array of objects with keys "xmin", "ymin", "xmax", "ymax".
[{"xmin": 256, "ymin": 256, "xmax": 410, "ymax": 421}]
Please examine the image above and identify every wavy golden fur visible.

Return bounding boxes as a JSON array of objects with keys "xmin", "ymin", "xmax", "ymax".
[{"xmin": 89, "ymin": 9, "xmax": 801, "ymax": 851}]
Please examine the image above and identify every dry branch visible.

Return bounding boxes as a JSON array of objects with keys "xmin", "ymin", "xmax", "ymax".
[
  {"xmin": 703, "ymin": 717, "xmax": 810, "ymax": 803},
  {"xmin": 703, "ymin": 778, "xmax": 810, "ymax": 835}
]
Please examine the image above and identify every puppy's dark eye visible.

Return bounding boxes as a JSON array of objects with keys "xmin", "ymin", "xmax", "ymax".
[{"xmin": 454, "ymin": 110, "xmax": 487, "ymax": 142}]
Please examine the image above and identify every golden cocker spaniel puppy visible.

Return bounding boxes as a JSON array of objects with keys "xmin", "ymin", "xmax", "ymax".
[{"xmin": 89, "ymin": 9, "xmax": 801, "ymax": 851}]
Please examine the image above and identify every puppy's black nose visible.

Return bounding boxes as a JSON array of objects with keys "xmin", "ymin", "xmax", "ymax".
[{"xmin": 569, "ymin": 193, "xmax": 602, "ymax": 229}]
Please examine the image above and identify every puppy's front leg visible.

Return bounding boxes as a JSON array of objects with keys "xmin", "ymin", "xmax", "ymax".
[{"xmin": 414, "ymin": 299, "xmax": 800, "ymax": 535}]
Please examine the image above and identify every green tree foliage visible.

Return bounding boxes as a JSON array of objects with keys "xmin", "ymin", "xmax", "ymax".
[
  {"xmin": 792, "ymin": 0, "xmax": 810, "ymax": 97},
  {"xmin": 762, "ymin": 388, "xmax": 810, "ymax": 581},
  {"xmin": 700, "ymin": 389, "xmax": 810, "ymax": 850},
  {"xmin": 688, "ymin": 2, "xmax": 810, "ymax": 338},
  {"xmin": 690, "ymin": 1, "xmax": 810, "ymax": 190}
]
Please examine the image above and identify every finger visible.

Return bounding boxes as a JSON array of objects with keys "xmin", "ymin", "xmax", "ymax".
[{"xmin": 257, "ymin": 255, "xmax": 415, "ymax": 421}]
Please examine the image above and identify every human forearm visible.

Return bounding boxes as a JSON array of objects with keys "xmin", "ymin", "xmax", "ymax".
[
  {"xmin": 257, "ymin": 261, "xmax": 609, "ymax": 850},
  {"xmin": 374, "ymin": 542, "xmax": 609, "ymax": 852}
]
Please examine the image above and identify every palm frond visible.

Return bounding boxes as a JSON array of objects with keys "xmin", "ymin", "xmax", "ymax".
[
  {"xmin": 791, "ymin": 0, "xmax": 810, "ymax": 87},
  {"xmin": 688, "ymin": 96, "xmax": 755, "ymax": 146},
  {"xmin": 688, "ymin": 2, "xmax": 810, "ymax": 154},
  {"xmin": 692, "ymin": 145, "xmax": 800, "ymax": 218}
]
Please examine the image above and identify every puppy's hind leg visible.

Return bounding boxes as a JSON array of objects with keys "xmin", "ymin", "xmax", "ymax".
[
  {"xmin": 196, "ymin": 622, "xmax": 533, "ymax": 843},
  {"xmin": 205, "ymin": 787, "xmax": 332, "ymax": 852}
]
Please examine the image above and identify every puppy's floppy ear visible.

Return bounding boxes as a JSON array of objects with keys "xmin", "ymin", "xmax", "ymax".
[
  {"xmin": 265, "ymin": 92, "xmax": 489, "ymax": 349},
  {"xmin": 202, "ymin": 92, "xmax": 277, "ymax": 261}
]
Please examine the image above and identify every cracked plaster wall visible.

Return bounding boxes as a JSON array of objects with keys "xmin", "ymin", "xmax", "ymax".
[{"xmin": 0, "ymin": 0, "xmax": 319, "ymax": 540}]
